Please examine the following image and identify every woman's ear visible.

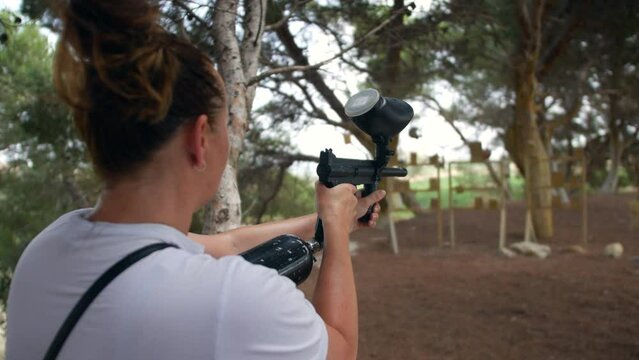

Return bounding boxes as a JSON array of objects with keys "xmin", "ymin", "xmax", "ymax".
[{"xmin": 185, "ymin": 114, "xmax": 210, "ymax": 169}]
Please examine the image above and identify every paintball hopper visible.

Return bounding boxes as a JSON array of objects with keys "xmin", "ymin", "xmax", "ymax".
[{"xmin": 344, "ymin": 89, "xmax": 413, "ymax": 140}]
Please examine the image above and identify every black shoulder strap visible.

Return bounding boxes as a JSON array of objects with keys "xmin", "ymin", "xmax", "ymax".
[{"xmin": 43, "ymin": 242, "xmax": 178, "ymax": 360}]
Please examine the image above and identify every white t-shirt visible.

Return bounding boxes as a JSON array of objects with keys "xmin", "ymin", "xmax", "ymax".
[{"xmin": 6, "ymin": 209, "xmax": 327, "ymax": 360}]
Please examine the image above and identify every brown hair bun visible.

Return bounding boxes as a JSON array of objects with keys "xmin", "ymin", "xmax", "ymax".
[
  {"xmin": 54, "ymin": 0, "xmax": 225, "ymax": 178},
  {"xmin": 57, "ymin": 0, "xmax": 178, "ymax": 124}
]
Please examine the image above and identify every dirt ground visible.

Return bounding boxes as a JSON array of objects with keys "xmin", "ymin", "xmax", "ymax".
[{"xmin": 301, "ymin": 194, "xmax": 639, "ymax": 360}]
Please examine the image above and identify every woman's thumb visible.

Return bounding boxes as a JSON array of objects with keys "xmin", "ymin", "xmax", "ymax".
[{"xmin": 365, "ymin": 190, "xmax": 386, "ymax": 206}]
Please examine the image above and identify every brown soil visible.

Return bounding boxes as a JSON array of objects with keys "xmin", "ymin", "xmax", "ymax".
[{"xmin": 301, "ymin": 194, "xmax": 639, "ymax": 360}]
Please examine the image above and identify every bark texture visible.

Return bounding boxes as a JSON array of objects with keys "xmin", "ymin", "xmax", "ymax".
[
  {"xmin": 506, "ymin": 0, "xmax": 554, "ymax": 238},
  {"xmin": 203, "ymin": 0, "xmax": 267, "ymax": 234}
]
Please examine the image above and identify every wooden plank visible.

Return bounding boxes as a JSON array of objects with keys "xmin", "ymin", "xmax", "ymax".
[
  {"xmin": 489, "ymin": 199, "xmax": 499, "ymax": 210},
  {"xmin": 429, "ymin": 178, "xmax": 440, "ymax": 191},
  {"xmin": 430, "ymin": 198, "xmax": 440, "ymax": 209},
  {"xmin": 551, "ymin": 172, "xmax": 565, "ymax": 187},
  {"xmin": 469, "ymin": 142, "xmax": 490, "ymax": 162},
  {"xmin": 457, "ymin": 186, "xmax": 499, "ymax": 192},
  {"xmin": 392, "ymin": 180, "xmax": 411, "ymax": 193}
]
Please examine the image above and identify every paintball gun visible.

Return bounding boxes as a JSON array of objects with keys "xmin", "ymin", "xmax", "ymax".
[{"xmin": 240, "ymin": 88, "xmax": 414, "ymax": 284}]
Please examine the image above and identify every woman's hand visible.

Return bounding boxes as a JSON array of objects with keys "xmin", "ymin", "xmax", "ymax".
[
  {"xmin": 316, "ymin": 183, "xmax": 386, "ymax": 234},
  {"xmin": 352, "ymin": 190, "xmax": 386, "ymax": 231},
  {"xmin": 315, "ymin": 182, "xmax": 358, "ymax": 235}
]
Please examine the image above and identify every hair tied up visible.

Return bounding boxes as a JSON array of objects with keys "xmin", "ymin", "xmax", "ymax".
[
  {"xmin": 68, "ymin": 0, "xmax": 162, "ymax": 35},
  {"xmin": 57, "ymin": 0, "xmax": 179, "ymax": 124},
  {"xmin": 54, "ymin": 0, "xmax": 226, "ymax": 178}
]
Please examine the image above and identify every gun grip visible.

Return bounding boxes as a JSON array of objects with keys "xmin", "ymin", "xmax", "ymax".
[
  {"xmin": 358, "ymin": 183, "xmax": 377, "ymax": 223},
  {"xmin": 313, "ymin": 217, "xmax": 324, "ymax": 244}
]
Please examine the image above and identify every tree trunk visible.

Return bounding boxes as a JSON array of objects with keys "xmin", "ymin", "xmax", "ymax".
[
  {"xmin": 635, "ymin": 161, "xmax": 639, "ymax": 201},
  {"xmin": 508, "ymin": 0, "xmax": 553, "ymax": 239},
  {"xmin": 376, "ymin": 0, "xmax": 426, "ymax": 215},
  {"xmin": 509, "ymin": 69, "xmax": 554, "ymax": 238},
  {"xmin": 600, "ymin": 62, "xmax": 624, "ymax": 194},
  {"xmin": 203, "ymin": 0, "xmax": 266, "ymax": 234},
  {"xmin": 600, "ymin": 128, "xmax": 623, "ymax": 193}
]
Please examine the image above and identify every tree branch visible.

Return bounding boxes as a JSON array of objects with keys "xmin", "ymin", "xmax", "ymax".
[
  {"xmin": 422, "ymin": 94, "xmax": 510, "ymax": 195},
  {"xmin": 256, "ymin": 149, "xmax": 319, "ymax": 163},
  {"xmin": 264, "ymin": 0, "xmax": 313, "ymax": 32},
  {"xmin": 247, "ymin": 2, "xmax": 416, "ymax": 86},
  {"xmin": 269, "ymin": 19, "xmax": 374, "ymax": 152},
  {"xmin": 255, "ymin": 164, "xmax": 289, "ymax": 224},
  {"xmin": 172, "ymin": 0, "xmax": 214, "ymax": 33},
  {"xmin": 537, "ymin": 2, "xmax": 581, "ymax": 79}
]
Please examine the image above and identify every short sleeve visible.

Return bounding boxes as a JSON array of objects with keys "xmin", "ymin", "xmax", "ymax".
[{"xmin": 213, "ymin": 257, "xmax": 328, "ymax": 360}]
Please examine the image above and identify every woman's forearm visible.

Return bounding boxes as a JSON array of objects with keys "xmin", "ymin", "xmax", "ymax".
[
  {"xmin": 189, "ymin": 213, "xmax": 318, "ymax": 257},
  {"xmin": 237, "ymin": 213, "xmax": 318, "ymax": 240},
  {"xmin": 312, "ymin": 223, "xmax": 358, "ymax": 359}
]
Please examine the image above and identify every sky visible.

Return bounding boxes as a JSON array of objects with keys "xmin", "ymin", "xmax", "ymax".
[
  {"xmin": 3, "ymin": 0, "xmax": 20, "ymax": 12},
  {"xmin": 1, "ymin": 0, "xmax": 501, "ymax": 175}
]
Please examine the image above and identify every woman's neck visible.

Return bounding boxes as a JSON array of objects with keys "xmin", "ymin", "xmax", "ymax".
[{"xmin": 89, "ymin": 176, "xmax": 194, "ymax": 234}]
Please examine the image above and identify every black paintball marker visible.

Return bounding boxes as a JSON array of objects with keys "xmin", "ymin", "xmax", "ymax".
[{"xmin": 241, "ymin": 89, "xmax": 414, "ymax": 285}]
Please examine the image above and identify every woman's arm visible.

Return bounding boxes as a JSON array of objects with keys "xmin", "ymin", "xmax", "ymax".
[
  {"xmin": 312, "ymin": 184, "xmax": 385, "ymax": 360},
  {"xmin": 188, "ymin": 214, "xmax": 317, "ymax": 257},
  {"xmin": 190, "ymin": 189, "xmax": 384, "ymax": 257}
]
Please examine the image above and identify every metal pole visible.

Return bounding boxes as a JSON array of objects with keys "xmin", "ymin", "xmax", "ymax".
[
  {"xmin": 388, "ymin": 179, "xmax": 399, "ymax": 254},
  {"xmin": 523, "ymin": 152, "xmax": 536, "ymax": 243}
]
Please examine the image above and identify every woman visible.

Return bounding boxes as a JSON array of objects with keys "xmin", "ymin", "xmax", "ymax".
[{"xmin": 5, "ymin": 1, "xmax": 385, "ymax": 359}]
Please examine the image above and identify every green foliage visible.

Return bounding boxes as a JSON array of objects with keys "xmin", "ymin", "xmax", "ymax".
[
  {"xmin": 0, "ymin": 17, "xmax": 97, "ymax": 308},
  {"xmin": 430, "ymin": 0, "xmax": 639, "ymax": 191},
  {"xmin": 332, "ymin": 0, "xmax": 441, "ymax": 98},
  {"xmin": 0, "ymin": 21, "xmax": 85, "ymax": 164},
  {"xmin": 242, "ymin": 172, "xmax": 316, "ymax": 224},
  {"xmin": 590, "ymin": 167, "xmax": 633, "ymax": 190},
  {"xmin": 0, "ymin": 10, "xmax": 24, "ymax": 45},
  {"xmin": 238, "ymin": 122, "xmax": 315, "ymax": 224}
]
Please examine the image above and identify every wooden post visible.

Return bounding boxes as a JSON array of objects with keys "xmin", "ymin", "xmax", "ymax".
[
  {"xmin": 448, "ymin": 162, "xmax": 455, "ymax": 248},
  {"xmin": 387, "ymin": 179, "xmax": 399, "ymax": 254},
  {"xmin": 523, "ymin": 153, "xmax": 537, "ymax": 243},
  {"xmin": 389, "ymin": 214, "xmax": 399, "ymax": 255},
  {"xmin": 499, "ymin": 160, "xmax": 507, "ymax": 250},
  {"xmin": 437, "ymin": 165, "xmax": 444, "ymax": 247},
  {"xmin": 581, "ymin": 156, "xmax": 588, "ymax": 244}
]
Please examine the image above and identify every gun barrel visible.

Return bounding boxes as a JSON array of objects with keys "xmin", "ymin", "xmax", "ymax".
[{"xmin": 380, "ymin": 167, "xmax": 407, "ymax": 177}]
